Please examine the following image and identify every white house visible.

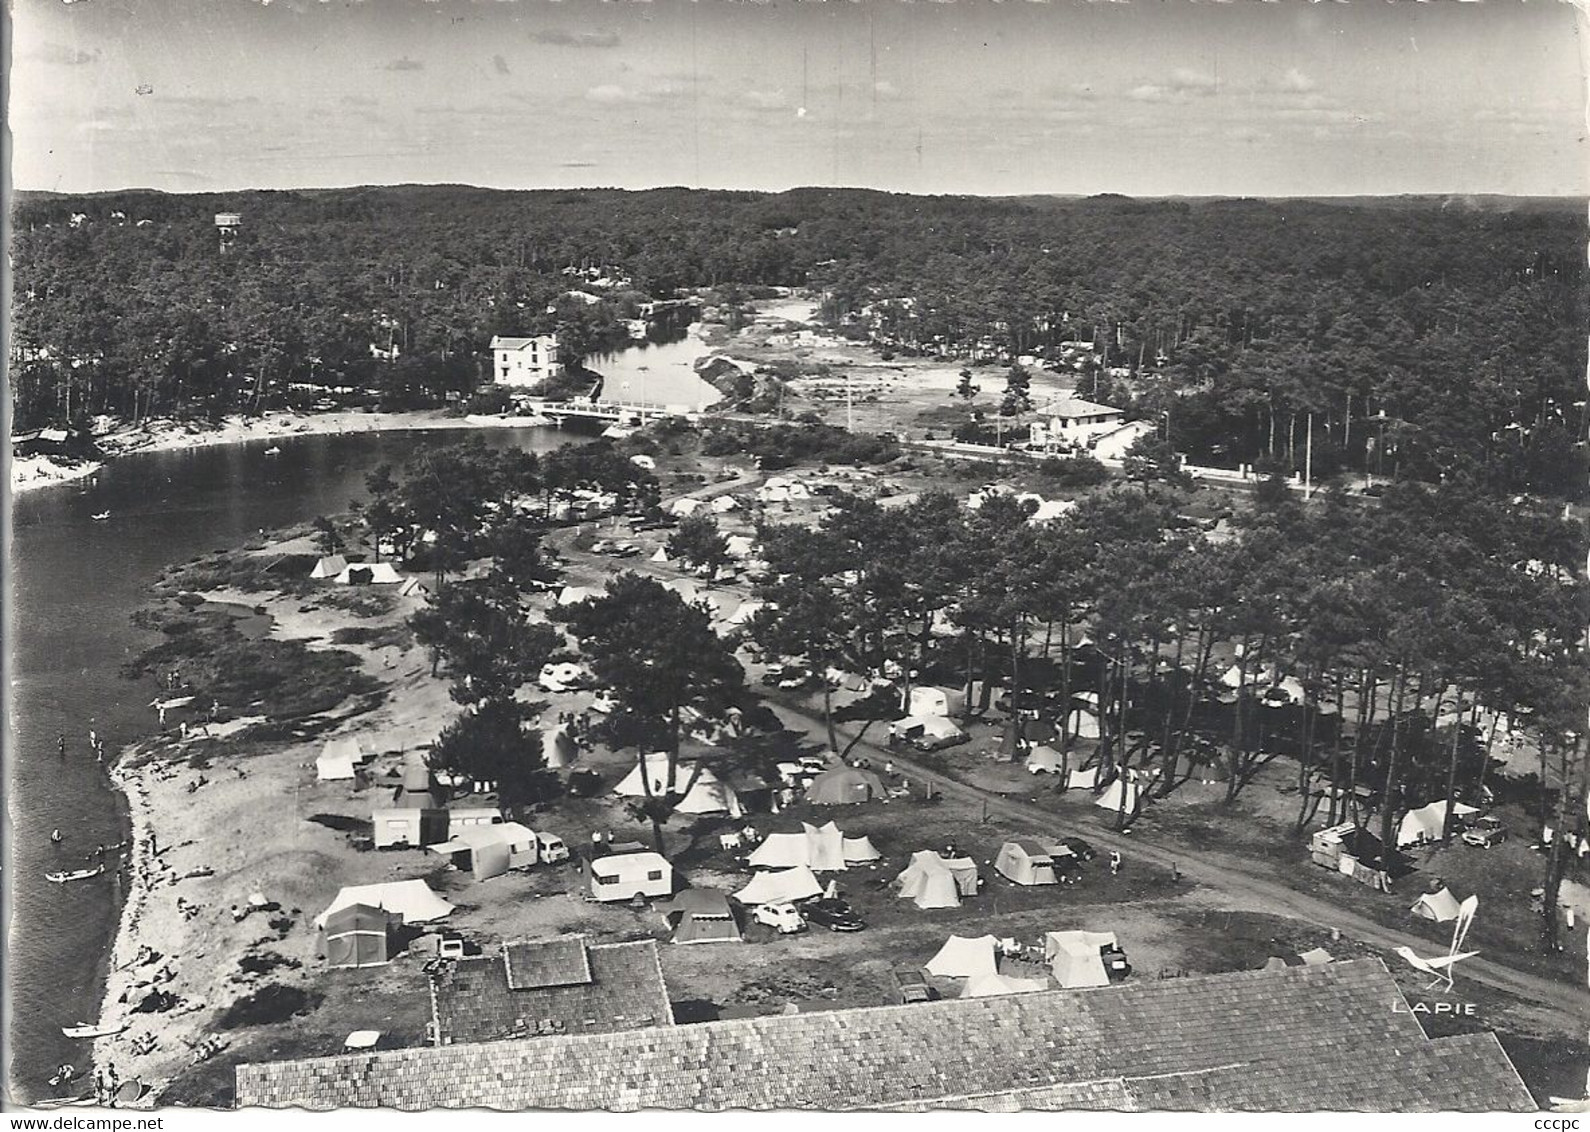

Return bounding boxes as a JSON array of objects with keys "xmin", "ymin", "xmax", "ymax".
[
  {"xmin": 490, "ymin": 335, "xmax": 564, "ymax": 387},
  {"xmin": 1028, "ymin": 396, "xmax": 1127, "ymax": 450}
]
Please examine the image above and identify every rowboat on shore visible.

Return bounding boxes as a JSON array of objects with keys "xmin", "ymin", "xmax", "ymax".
[
  {"xmin": 46, "ymin": 865, "xmax": 104, "ymax": 884},
  {"xmin": 61, "ymin": 1019, "xmax": 128, "ymax": 1040},
  {"xmin": 90, "ymin": 511, "xmax": 110, "ymax": 521}
]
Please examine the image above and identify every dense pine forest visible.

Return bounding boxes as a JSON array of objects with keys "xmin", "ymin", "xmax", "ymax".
[{"xmin": 10, "ymin": 186, "xmax": 1586, "ymax": 496}]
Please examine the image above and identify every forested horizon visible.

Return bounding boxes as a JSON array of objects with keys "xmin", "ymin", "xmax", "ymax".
[{"xmin": 11, "ymin": 184, "xmax": 1587, "ymax": 497}]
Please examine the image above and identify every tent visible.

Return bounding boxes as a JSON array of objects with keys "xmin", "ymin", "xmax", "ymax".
[
  {"xmin": 1397, "ymin": 800, "xmax": 1480, "ymax": 848},
  {"xmin": 1095, "ymin": 778, "xmax": 1141, "ymax": 816},
  {"xmin": 710, "ymin": 495, "xmax": 740, "ymax": 513},
  {"xmin": 841, "ymin": 835, "xmax": 881, "ymax": 864},
  {"xmin": 961, "ymin": 972, "xmax": 1051, "ymax": 998},
  {"xmin": 896, "ymin": 851, "xmax": 961, "ymax": 910},
  {"xmin": 650, "ymin": 547, "xmax": 670, "ymax": 564},
  {"xmin": 1298, "ymin": 947, "xmax": 1334, "ymax": 966},
  {"xmin": 1045, "ymin": 930, "xmax": 1117, "ymax": 989},
  {"xmin": 995, "ymin": 840, "xmax": 1072, "ymax": 886},
  {"xmin": 336, "ymin": 561, "xmax": 403, "ymax": 585},
  {"xmin": 1411, "ymin": 886, "xmax": 1463, "ymax": 923},
  {"xmin": 893, "ymin": 715, "xmax": 967, "ymax": 748},
  {"xmin": 1067, "ymin": 765, "xmax": 1100, "ymax": 791},
  {"xmin": 397, "ymin": 577, "xmax": 430, "ymax": 598},
  {"xmin": 316, "ymin": 736, "xmax": 367, "ymax": 782},
  {"xmin": 727, "ymin": 600, "xmax": 768, "ymax": 627},
  {"xmin": 734, "ymin": 865, "xmax": 823, "ymax": 906},
  {"xmin": 310, "ymin": 554, "xmax": 348, "ymax": 580},
  {"xmin": 803, "ymin": 822, "xmax": 847, "ymax": 872},
  {"xmin": 804, "ymin": 767, "xmax": 887, "ymax": 805},
  {"xmin": 906, "ymin": 686, "xmax": 966, "ymax": 718},
  {"xmin": 944, "ymin": 857, "xmax": 980, "ymax": 896},
  {"xmin": 1026, "ymin": 746, "xmax": 1063, "ymax": 774},
  {"xmin": 322, "ymin": 904, "xmax": 400, "ymax": 969},
  {"xmin": 669, "ymin": 497, "xmax": 707, "ymax": 517},
  {"xmin": 725, "ymin": 535, "xmax": 757, "ymax": 560},
  {"xmin": 614, "ymin": 755, "xmax": 742, "ymax": 817},
  {"xmin": 429, "ymin": 822, "xmax": 538, "ymax": 882},
  {"xmin": 1067, "ymin": 710, "xmax": 1101, "ymax": 741},
  {"xmin": 748, "ymin": 833, "xmax": 812, "ymax": 869},
  {"xmin": 924, "ymin": 934, "xmax": 999, "ymax": 980},
  {"xmin": 315, "ymin": 880, "xmax": 454, "ymax": 928},
  {"xmin": 660, "ymin": 889, "xmax": 741, "ymax": 944},
  {"xmin": 400, "ymin": 750, "xmax": 434, "ymax": 793},
  {"xmin": 1263, "ymin": 676, "xmax": 1307, "ymax": 707},
  {"xmin": 556, "ymin": 585, "xmax": 602, "ymax": 606},
  {"xmin": 541, "ymin": 727, "xmax": 578, "ymax": 770}
]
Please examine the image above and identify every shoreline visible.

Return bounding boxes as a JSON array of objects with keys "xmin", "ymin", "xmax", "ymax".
[{"xmin": 10, "ymin": 408, "xmax": 532, "ymax": 498}]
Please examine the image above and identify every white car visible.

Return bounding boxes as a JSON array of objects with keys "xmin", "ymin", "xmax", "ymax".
[
  {"xmin": 589, "ymin": 690, "xmax": 619, "ymax": 714},
  {"xmin": 752, "ymin": 903, "xmax": 806, "ymax": 935}
]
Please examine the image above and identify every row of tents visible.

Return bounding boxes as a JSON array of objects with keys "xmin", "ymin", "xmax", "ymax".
[
  {"xmin": 923, "ymin": 930, "xmax": 1123, "ymax": 991},
  {"xmin": 309, "ymin": 555, "xmax": 429, "ymax": 595}
]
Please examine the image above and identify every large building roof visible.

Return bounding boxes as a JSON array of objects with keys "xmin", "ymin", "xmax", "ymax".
[
  {"xmin": 430, "ymin": 938, "xmax": 671, "ymax": 1046},
  {"xmin": 237, "ymin": 959, "xmax": 1533, "ymax": 1112}
]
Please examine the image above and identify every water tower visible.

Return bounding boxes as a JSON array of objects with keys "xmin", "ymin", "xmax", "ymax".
[{"xmin": 215, "ymin": 211, "xmax": 242, "ymax": 252}]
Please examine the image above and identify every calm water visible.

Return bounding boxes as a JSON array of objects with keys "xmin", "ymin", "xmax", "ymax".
[
  {"xmin": 4, "ymin": 426, "xmax": 568, "ymax": 1104},
  {"xmin": 586, "ymin": 328, "xmax": 721, "ymax": 410}
]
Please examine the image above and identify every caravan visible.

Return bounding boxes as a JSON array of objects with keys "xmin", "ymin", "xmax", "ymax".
[{"xmin": 585, "ymin": 848, "xmax": 673, "ymax": 903}]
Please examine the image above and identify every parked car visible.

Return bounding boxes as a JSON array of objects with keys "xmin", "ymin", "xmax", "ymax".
[
  {"xmin": 802, "ymin": 898, "xmax": 866, "ymax": 933},
  {"xmin": 1102, "ymin": 946, "xmax": 1132, "ymax": 982},
  {"xmin": 1461, "ymin": 816, "xmax": 1507, "ymax": 849},
  {"xmin": 890, "ymin": 965, "xmax": 934, "ymax": 1004},
  {"xmin": 534, "ymin": 831, "xmax": 570, "ymax": 864},
  {"xmin": 752, "ymin": 902, "xmax": 805, "ymax": 935},
  {"xmin": 1057, "ymin": 837, "xmax": 1097, "ymax": 862},
  {"xmin": 631, "ymin": 516, "xmax": 676, "ymax": 532},
  {"xmin": 610, "ymin": 542, "xmax": 640, "ymax": 558},
  {"xmin": 589, "ymin": 690, "xmax": 620, "ymax": 714}
]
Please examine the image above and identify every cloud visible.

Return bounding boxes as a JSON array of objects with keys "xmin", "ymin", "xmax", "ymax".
[
  {"xmin": 584, "ymin": 80, "xmax": 685, "ymax": 106},
  {"xmin": 1126, "ymin": 69, "xmax": 1218, "ymax": 105},
  {"xmin": 744, "ymin": 89, "xmax": 789, "ymax": 111},
  {"xmin": 492, "ymin": 54, "xmax": 510, "ymax": 76},
  {"xmin": 383, "ymin": 57, "xmax": 424, "ymax": 72},
  {"xmin": 529, "ymin": 29, "xmax": 620, "ymax": 49},
  {"xmin": 32, "ymin": 42, "xmax": 101, "ymax": 66},
  {"xmin": 1261, "ymin": 68, "xmax": 1316, "ymax": 94}
]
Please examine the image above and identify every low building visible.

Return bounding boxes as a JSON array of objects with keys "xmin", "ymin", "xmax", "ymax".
[
  {"xmin": 490, "ymin": 335, "xmax": 564, "ymax": 387},
  {"xmin": 237, "ymin": 959, "xmax": 1534, "ymax": 1111},
  {"xmin": 430, "ymin": 936, "xmax": 672, "ymax": 1045},
  {"xmin": 1028, "ymin": 396, "xmax": 1128, "ymax": 450}
]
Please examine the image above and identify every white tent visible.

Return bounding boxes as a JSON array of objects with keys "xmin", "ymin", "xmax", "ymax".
[
  {"xmin": 709, "ymin": 495, "xmax": 740, "ymax": 513},
  {"xmin": 1397, "ymin": 800, "xmax": 1479, "ymax": 848},
  {"xmin": 907, "ymin": 686, "xmax": 965, "ymax": 719},
  {"xmin": 924, "ymin": 934, "xmax": 999, "ymax": 980},
  {"xmin": 1068, "ymin": 765, "xmax": 1100, "ymax": 791},
  {"xmin": 1067, "ymin": 710, "xmax": 1101, "ymax": 741},
  {"xmin": 541, "ymin": 727, "xmax": 578, "ymax": 770},
  {"xmin": 397, "ymin": 577, "xmax": 431, "ymax": 598},
  {"xmin": 1263, "ymin": 676, "xmax": 1307, "ymax": 707},
  {"xmin": 614, "ymin": 755, "xmax": 742, "ymax": 817},
  {"xmin": 335, "ymin": 561, "xmax": 403, "ymax": 585},
  {"xmin": 1095, "ymin": 778, "xmax": 1141, "ymax": 815},
  {"xmin": 1026, "ymin": 746, "xmax": 1063, "ymax": 774},
  {"xmin": 556, "ymin": 585, "xmax": 602, "ymax": 606},
  {"xmin": 961, "ymin": 972, "xmax": 1051, "ymax": 998},
  {"xmin": 803, "ymin": 821, "xmax": 847, "ymax": 872},
  {"xmin": 315, "ymin": 880, "xmax": 454, "ymax": 927},
  {"xmin": 734, "ymin": 865, "xmax": 822, "ymax": 906},
  {"xmin": 429, "ymin": 822, "xmax": 538, "ymax": 881},
  {"xmin": 1045, "ymin": 930, "xmax": 1116, "ymax": 989},
  {"xmin": 725, "ymin": 535, "xmax": 756, "ymax": 560},
  {"xmin": 995, "ymin": 840, "xmax": 1071, "ymax": 886},
  {"xmin": 316, "ymin": 735, "xmax": 367, "ymax": 782},
  {"xmin": 727, "ymin": 600, "xmax": 768, "ymax": 627},
  {"xmin": 841, "ymin": 835, "xmax": 881, "ymax": 864},
  {"xmin": 539, "ymin": 662, "xmax": 590, "ymax": 692},
  {"xmin": 1411, "ymin": 886, "xmax": 1463, "ymax": 923},
  {"xmin": 895, "ymin": 715, "xmax": 966, "ymax": 745},
  {"xmin": 748, "ymin": 833, "xmax": 811, "ymax": 870},
  {"xmin": 944, "ymin": 857, "xmax": 980, "ymax": 896},
  {"xmin": 310, "ymin": 554, "xmax": 348, "ymax": 579},
  {"xmin": 650, "ymin": 547, "xmax": 670, "ymax": 564},
  {"xmin": 896, "ymin": 851, "xmax": 961, "ymax": 910},
  {"xmin": 669, "ymin": 497, "xmax": 707, "ymax": 517}
]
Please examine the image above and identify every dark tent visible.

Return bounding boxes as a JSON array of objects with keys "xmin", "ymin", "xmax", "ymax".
[
  {"xmin": 323, "ymin": 903, "xmax": 400, "ymax": 968},
  {"xmin": 659, "ymin": 889, "xmax": 741, "ymax": 944}
]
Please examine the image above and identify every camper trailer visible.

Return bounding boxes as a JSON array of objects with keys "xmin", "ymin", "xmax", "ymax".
[{"xmin": 585, "ymin": 848, "xmax": 673, "ymax": 903}]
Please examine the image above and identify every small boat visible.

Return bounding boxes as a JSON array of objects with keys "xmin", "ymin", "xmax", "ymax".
[
  {"xmin": 263, "ymin": 445, "xmax": 282, "ymax": 456},
  {"xmin": 50, "ymin": 829, "xmax": 63, "ymax": 844},
  {"xmin": 61, "ymin": 1019, "xmax": 128, "ymax": 1040},
  {"xmin": 90, "ymin": 512, "xmax": 110, "ymax": 521},
  {"xmin": 46, "ymin": 865, "xmax": 104, "ymax": 884}
]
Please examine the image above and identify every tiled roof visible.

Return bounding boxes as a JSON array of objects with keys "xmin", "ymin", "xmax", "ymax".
[
  {"xmin": 237, "ymin": 959, "xmax": 1534, "ymax": 1112},
  {"xmin": 1044, "ymin": 396, "xmax": 1123, "ymax": 419},
  {"xmin": 431, "ymin": 939, "xmax": 670, "ymax": 1045},
  {"xmin": 504, "ymin": 937, "xmax": 592, "ymax": 990}
]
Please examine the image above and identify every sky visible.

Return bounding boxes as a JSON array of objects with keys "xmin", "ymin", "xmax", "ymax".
[{"xmin": 8, "ymin": 0, "xmax": 1587, "ymax": 198}]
